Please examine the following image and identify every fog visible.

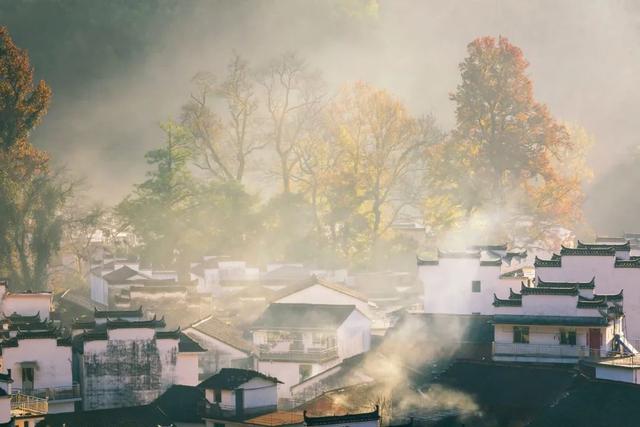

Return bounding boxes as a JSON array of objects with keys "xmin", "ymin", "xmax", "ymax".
[{"xmin": 7, "ymin": 0, "xmax": 640, "ymax": 230}]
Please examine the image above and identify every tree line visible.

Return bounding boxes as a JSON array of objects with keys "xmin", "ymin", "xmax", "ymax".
[{"xmin": 0, "ymin": 26, "xmax": 592, "ymax": 288}]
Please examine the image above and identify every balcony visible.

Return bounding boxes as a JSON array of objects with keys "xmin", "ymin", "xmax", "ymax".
[
  {"xmin": 493, "ymin": 342, "xmax": 608, "ymax": 362},
  {"xmin": 258, "ymin": 346, "xmax": 339, "ymax": 363},
  {"xmin": 13, "ymin": 383, "xmax": 81, "ymax": 402},
  {"xmin": 198, "ymin": 401, "xmax": 277, "ymax": 419},
  {"xmin": 10, "ymin": 392, "xmax": 48, "ymax": 416}
]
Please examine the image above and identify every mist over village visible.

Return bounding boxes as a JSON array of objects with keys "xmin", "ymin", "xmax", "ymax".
[{"xmin": 2, "ymin": 1, "xmax": 640, "ymax": 426}]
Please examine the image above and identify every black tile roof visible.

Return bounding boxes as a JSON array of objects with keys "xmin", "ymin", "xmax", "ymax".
[
  {"xmin": 154, "ymin": 384, "xmax": 205, "ymax": 423},
  {"xmin": 615, "ymin": 258, "xmax": 640, "ymax": 268},
  {"xmin": 102, "ymin": 265, "xmax": 145, "ymax": 284},
  {"xmin": 537, "ymin": 277, "xmax": 596, "ymax": 289},
  {"xmin": 560, "ymin": 246, "xmax": 616, "ymax": 256},
  {"xmin": 521, "ymin": 283, "xmax": 579, "ymax": 296},
  {"xmin": 94, "ymin": 306, "xmax": 143, "ymax": 319},
  {"xmin": 251, "ymin": 303, "xmax": 357, "ymax": 330},
  {"xmin": 480, "ymin": 259, "xmax": 502, "ymax": 267},
  {"xmin": 416, "ymin": 255, "xmax": 438, "ymax": 266},
  {"xmin": 106, "ymin": 316, "xmax": 165, "ymax": 329},
  {"xmin": 534, "ymin": 256, "xmax": 561, "ymax": 267},
  {"xmin": 198, "ymin": 368, "xmax": 281, "ymax": 390},
  {"xmin": 577, "ymin": 240, "xmax": 631, "ymax": 251},
  {"xmin": 528, "ymin": 377, "xmax": 640, "ymax": 427},
  {"xmin": 36, "ymin": 403, "xmax": 174, "ymax": 427},
  {"xmin": 493, "ymin": 314, "xmax": 608, "ymax": 326},
  {"xmin": 493, "ymin": 294, "xmax": 522, "ymax": 307},
  {"xmin": 594, "ymin": 290, "xmax": 624, "ymax": 302},
  {"xmin": 178, "ymin": 332, "xmax": 207, "ymax": 352},
  {"xmin": 303, "ymin": 406, "xmax": 379, "ymax": 426}
]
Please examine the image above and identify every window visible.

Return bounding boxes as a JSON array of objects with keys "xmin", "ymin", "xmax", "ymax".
[
  {"xmin": 299, "ymin": 364, "xmax": 312, "ymax": 382},
  {"xmin": 471, "ymin": 280, "xmax": 481, "ymax": 293},
  {"xmin": 513, "ymin": 326, "xmax": 529, "ymax": 344},
  {"xmin": 266, "ymin": 332, "xmax": 280, "ymax": 344},
  {"xmin": 21, "ymin": 367, "xmax": 34, "ymax": 389},
  {"xmin": 560, "ymin": 329, "xmax": 577, "ymax": 345},
  {"xmin": 214, "ymin": 389, "xmax": 222, "ymax": 403},
  {"xmin": 312, "ymin": 333, "xmax": 324, "ymax": 346},
  {"xmin": 214, "ymin": 423, "xmax": 225, "ymax": 427}
]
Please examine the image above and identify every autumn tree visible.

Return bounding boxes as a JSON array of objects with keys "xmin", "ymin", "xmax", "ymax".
[
  {"xmin": 258, "ymin": 52, "xmax": 325, "ymax": 193},
  {"xmin": 0, "ymin": 27, "xmax": 77, "ymax": 290},
  {"xmin": 293, "ymin": 82, "xmax": 434, "ymax": 262},
  {"xmin": 430, "ymin": 36, "xmax": 587, "ymax": 243}
]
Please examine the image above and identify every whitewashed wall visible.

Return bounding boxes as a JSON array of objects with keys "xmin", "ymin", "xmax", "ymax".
[
  {"xmin": 90, "ymin": 273, "xmax": 108, "ymax": 305},
  {"xmin": 2, "ymin": 294, "xmax": 51, "ymax": 320},
  {"xmin": 183, "ymin": 328, "xmax": 252, "ymax": 378},
  {"xmin": 175, "ymin": 353, "xmax": 199, "ymax": 386},
  {"xmin": 596, "ymin": 365, "xmax": 638, "ymax": 383},
  {"xmin": 336, "ymin": 310, "xmax": 371, "ymax": 360},
  {"xmin": 420, "ymin": 259, "xmax": 505, "ymax": 315},
  {"xmin": 2, "ymin": 338, "xmax": 73, "ymax": 390},
  {"xmin": 81, "ymin": 329, "xmax": 182, "ymax": 410},
  {"xmin": 537, "ymin": 254, "xmax": 640, "ymax": 337}
]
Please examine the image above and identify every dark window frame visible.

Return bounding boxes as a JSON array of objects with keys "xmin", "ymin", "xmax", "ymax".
[
  {"xmin": 471, "ymin": 280, "xmax": 481, "ymax": 293},
  {"xmin": 560, "ymin": 328, "xmax": 577, "ymax": 345},
  {"xmin": 513, "ymin": 326, "xmax": 530, "ymax": 344}
]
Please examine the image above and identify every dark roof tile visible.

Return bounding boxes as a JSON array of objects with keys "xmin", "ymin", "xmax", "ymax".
[{"xmin": 199, "ymin": 368, "xmax": 281, "ymax": 390}]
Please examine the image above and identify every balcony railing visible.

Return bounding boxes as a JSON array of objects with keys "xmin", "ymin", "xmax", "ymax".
[
  {"xmin": 10, "ymin": 392, "xmax": 48, "ymax": 416},
  {"xmin": 198, "ymin": 401, "xmax": 277, "ymax": 419},
  {"xmin": 493, "ymin": 342, "xmax": 608, "ymax": 359},
  {"xmin": 13, "ymin": 383, "xmax": 81, "ymax": 401},
  {"xmin": 258, "ymin": 347, "xmax": 339, "ymax": 362}
]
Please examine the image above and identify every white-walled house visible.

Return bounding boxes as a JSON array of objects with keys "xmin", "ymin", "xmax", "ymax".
[
  {"xmin": 200, "ymin": 368, "xmax": 280, "ymax": 422},
  {"xmin": 272, "ymin": 276, "xmax": 373, "ymax": 319},
  {"xmin": 492, "ymin": 280, "xmax": 630, "ymax": 363},
  {"xmin": 418, "ymin": 249, "xmax": 521, "ymax": 315},
  {"xmin": 303, "ymin": 406, "xmax": 380, "ymax": 427},
  {"xmin": 534, "ymin": 241, "xmax": 640, "ymax": 338},
  {"xmin": 72, "ymin": 307, "xmax": 205, "ymax": 410},
  {"xmin": 184, "ymin": 315, "xmax": 256, "ymax": 380},
  {"xmin": 0, "ymin": 314, "xmax": 78, "ymax": 414},
  {"xmin": 251, "ymin": 303, "xmax": 371, "ymax": 402}
]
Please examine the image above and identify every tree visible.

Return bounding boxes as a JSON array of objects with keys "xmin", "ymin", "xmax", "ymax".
[
  {"xmin": 0, "ymin": 26, "xmax": 51, "ymax": 151},
  {"xmin": 61, "ymin": 203, "xmax": 107, "ymax": 277},
  {"xmin": 182, "ymin": 54, "xmax": 263, "ymax": 183},
  {"xmin": 292, "ymin": 82, "xmax": 433, "ymax": 263},
  {"xmin": 258, "ymin": 52, "xmax": 324, "ymax": 193},
  {"xmin": 431, "ymin": 36, "xmax": 585, "ymax": 243},
  {"xmin": 0, "ymin": 27, "xmax": 72, "ymax": 291},
  {"xmin": 116, "ymin": 122, "xmax": 196, "ymax": 268}
]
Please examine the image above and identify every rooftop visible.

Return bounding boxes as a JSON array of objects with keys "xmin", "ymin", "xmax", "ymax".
[
  {"xmin": 493, "ymin": 314, "xmax": 608, "ymax": 327},
  {"xmin": 198, "ymin": 368, "xmax": 281, "ymax": 390},
  {"xmin": 245, "ymin": 411, "xmax": 304, "ymax": 427},
  {"xmin": 560, "ymin": 246, "xmax": 616, "ymax": 257},
  {"xmin": 536, "ymin": 277, "xmax": 595, "ymax": 289},
  {"xmin": 251, "ymin": 303, "xmax": 358, "ymax": 330},
  {"xmin": 272, "ymin": 276, "xmax": 367, "ymax": 303},
  {"xmin": 178, "ymin": 332, "xmax": 207, "ymax": 352},
  {"xmin": 94, "ymin": 306, "xmax": 143, "ymax": 319},
  {"xmin": 577, "ymin": 240, "xmax": 631, "ymax": 251},
  {"xmin": 303, "ymin": 406, "xmax": 380, "ymax": 426},
  {"xmin": 188, "ymin": 315, "xmax": 254, "ymax": 354}
]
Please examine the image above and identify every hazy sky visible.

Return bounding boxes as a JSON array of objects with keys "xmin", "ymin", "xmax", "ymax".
[{"xmin": 10, "ymin": 0, "xmax": 640, "ymax": 230}]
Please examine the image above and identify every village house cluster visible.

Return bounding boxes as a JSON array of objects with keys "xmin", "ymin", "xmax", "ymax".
[{"xmin": 3, "ymin": 231, "xmax": 640, "ymax": 425}]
